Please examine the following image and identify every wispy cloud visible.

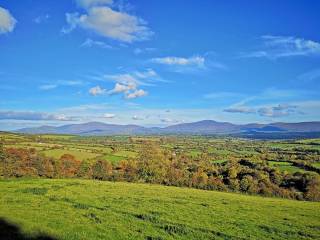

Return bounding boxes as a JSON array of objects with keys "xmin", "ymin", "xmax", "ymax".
[
  {"xmin": 241, "ymin": 35, "xmax": 320, "ymax": 59},
  {"xmin": 151, "ymin": 55, "xmax": 225, "ymax": 73},
  {"xmin": 133, "ymin": 47, "xmax": 156, "ymax": 55},
  {"xmin": 0, "ymin": 6, "xmax": 16, "ymax": 34},
  {"xmin": 257, "ymin": 104, "xmax": 298, "ymax": 117},
  {"xmin": 33, "ymin": 14, "xmax": 50, "ymax": 24},
  {"xmin": 80, "ymin": 38, "xmax": 113, "ymax": 49},
  {"xmin": 151, "ymin": 56, "xmax": 205, "ymax": 67},
  {"xmin": 224, "ymin": 104, "xmax": 301, "ymax": 118},
  {"xmin": 132, "ymin": 115, "xmax": 143, "ymax": 120},
  {"xmin": 204, "ymin": 92, "xmax": 244, "ymax": 100},
  {"xmin": 224, "ymin": 106, "xmax": 256, "ymax": 114},
  {"xmin": 39, "ymin": 84, "xmax": 57, "ymax": 90},
  {"xmin": 62, "ymin": 0, "xmax": 153, "ymax": 43},
  {"xmin": 39, "ymin": 80, "xmax": 84, "ymax": 91},
  {"xmin": 104, "ymin": 113, "xmax": 116, "ymax": 118},
  {"xmin": 0, "ymin": 111, "xmax": 73, "ymax": 121},
  {"xmin": 298, "ymin": 68, "xmax": 320, "ymax": 82},
  {"xmin": 76, "ymin": 0, "xmax": 113, "ymax": 8}
]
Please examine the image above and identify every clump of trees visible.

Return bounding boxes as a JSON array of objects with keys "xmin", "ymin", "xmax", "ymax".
[{"xmin": 1, "ymin": 141, "xmax": 320, "ymax": 201}]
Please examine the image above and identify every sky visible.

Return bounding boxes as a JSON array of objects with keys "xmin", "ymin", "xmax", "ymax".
[{"xmin": 0, "ymin": 0, "xmax": 320, "ymax": 130}]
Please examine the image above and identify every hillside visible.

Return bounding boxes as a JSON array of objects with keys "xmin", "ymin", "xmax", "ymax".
[
  {"xmin": 15, "ymin": 120, "xmax": 320, "ymax": 136},
  {"xmin": 0, "ymin": 179, "xmax": 319, "ymax": 240}
]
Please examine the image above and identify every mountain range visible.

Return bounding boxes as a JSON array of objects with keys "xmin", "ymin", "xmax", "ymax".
[{"xmin": 15, "ymin": 120, "xmax": 320, "ymax": 136}]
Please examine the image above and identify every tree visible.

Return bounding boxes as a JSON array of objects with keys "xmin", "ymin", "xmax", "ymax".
[
  {"xmin": 0, "ymin": 141, "xmax": 6, "ymax": 177},
  {"xmin": 305, "ymin": 176, "xmax": 320, "ymax": 201},
  {"xmin": 92, "ymin": 160, "xmax": 112, "ymax": 180}
]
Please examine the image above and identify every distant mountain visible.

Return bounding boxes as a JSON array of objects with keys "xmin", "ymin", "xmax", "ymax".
[
  {"xmin": 15, "ymin": 120, "xmax": 320, "ymax": 136},
  {"xmin": 17, "ymin": 122, "xmax": 148, "ymax": 135},
  {"xmin": 162, "ymin": 120, "xmax": 240, "ymax": 134}
]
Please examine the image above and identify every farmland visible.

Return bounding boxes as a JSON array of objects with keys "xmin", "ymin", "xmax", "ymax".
[{"xmin": 1, "ymin": 133, "xmax": 320, "ymax": 239}]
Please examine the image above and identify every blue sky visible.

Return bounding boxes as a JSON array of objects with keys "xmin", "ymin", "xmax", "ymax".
[{"xmin": 0, "ymin": 0, "xmax": 320, "ymax": 130}]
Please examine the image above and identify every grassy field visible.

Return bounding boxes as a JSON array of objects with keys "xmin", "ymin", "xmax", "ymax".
[
  {"xmin": 41, "ymin": 149, "xmax": 100, "ymax": 161},
  {"xmin": 0, "ymin": 178, "xmax": 319, "ymax": 240}
]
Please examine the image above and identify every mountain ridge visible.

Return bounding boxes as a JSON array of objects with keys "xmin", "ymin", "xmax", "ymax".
[{"xmin": 14, "ymin": 120, "xmax": 320, "ymax": 136}]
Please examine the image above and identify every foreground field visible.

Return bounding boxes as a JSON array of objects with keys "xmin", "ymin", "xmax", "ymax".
[{"xmin": 0, "ymin": 179, "xmax": 319, "ymax": 240}]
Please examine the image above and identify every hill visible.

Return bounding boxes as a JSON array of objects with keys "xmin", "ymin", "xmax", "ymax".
[
  {"xmin": 0, "ymin": 179, "xmax": 319, "ymax": 240},
  {"xmin": 15, "ymin": 120, "xmax": 320, "ymax": 136}
]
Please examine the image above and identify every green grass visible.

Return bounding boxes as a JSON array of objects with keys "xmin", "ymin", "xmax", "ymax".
[
  {"xmin": 0, "ymin": 179, "xmax": 319, "ymax": 240},
  {"xmin": 102, "ymin": 154, "xmax": 125, "ymax": 163},
  {"xmin": 41, "ymin": 149, "xmax": 100, "ymax": 161},
  {"xmin": 312, "ymin": 162, "xmax": 320, "ymax": 168},
  {"xmin": 268, "ymin": 161, "xmax": 309, "ymax": 174}
]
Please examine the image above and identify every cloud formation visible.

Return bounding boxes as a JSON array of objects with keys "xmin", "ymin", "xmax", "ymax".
[
  {"xmin": 257, "ymin": 104, "xmax": 298, "ymax": 117},
  {"xmin": 125, "ymin": 89, "xmax": 147, "ymax": 99},
  {"xmin": 105, "ymin": 70, "xmax": 157, "ymax": 99},
  {"xmin": 89, "ymin": 85, "xmax": 106, "ymax": 96},
  {"xmin": 39, "ymin": 80, "xmax": 84, "ymax": 91},
  {"xmin": 0, "ymin": 111, "xmax": 72, "ymax": 121},
  {"xmin": 242, "ymin": 35, "xmax": 320, "ymax": 59},
  {"xmin": 81, "ymin": 38, "xmax": 112, "ymax": 49},
  {"xmin": 0, "ymin": 6, "xmax": 16, "ymax": 34},
  {"xmin": 63, "ymin": 1, "xmax": 152, "ymax": 43},
  {"xmin": 152, "ymin": 56, "xmax": 205, "ymax": 67},
  {"xmin": 76, "ymin": 0, "xmax": 113, "ymax": 8},
  {"xmin": 224, "ymin": 106, "xmax": 256, "ymax": 114},
  {"xmin": 224, "ymin": 104, "xmax": 299, "ymax": 118}
]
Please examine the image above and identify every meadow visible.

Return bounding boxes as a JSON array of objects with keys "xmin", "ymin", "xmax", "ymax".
[{"xmin": 0, "ymin": 178, "xmax": 319, "ymax": 240}]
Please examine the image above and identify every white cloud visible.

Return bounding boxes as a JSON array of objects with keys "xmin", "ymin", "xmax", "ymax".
[
  {"xmin": 63, "ymin": 5, "xmax": 152, "ymax": 42},
  {"xmin": 242, "ymin": 35, "xmax": 320, "ymax": 59},
  {"xmin": 108, "ymin": 82, "xmax": 136, "ymax": 95},
  {"xmin": 151, "ymin": 56, "xmax": 205, "ymax": 67},
  {"xmin": 76, "ymin": 0, "xmax": 113, "ymax": 8},
  {"xmin": 89, "ymin": 85, "xmax": 106, "ymax": 96},
  {"xmin": 0, "ymin": 6, "xmax": 16, "ymax": 34},
  {"xmin": 81, "ymin": 38, "xmax": 113, "ymax": 49},
  {"xmin": 105, "ymin": 70, "xmax": 157, "ymax": 99},
  {"xmin": 125, "ymin": 89, "xmax": 147, "ymax": 99},
  {"xmin": 104, "ymin": 113, "xmax": 115, "ymax": 118}
]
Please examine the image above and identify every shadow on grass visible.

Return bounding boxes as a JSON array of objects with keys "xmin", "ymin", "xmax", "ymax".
[{"xmin": 0, "ymin": 218, "xmax": 57, "ymax": 240}]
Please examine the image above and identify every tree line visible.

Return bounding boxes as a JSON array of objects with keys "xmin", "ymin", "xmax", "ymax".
[{"xmin": 1, "ymin": 141, "xmax": 319, "ymax": 201}]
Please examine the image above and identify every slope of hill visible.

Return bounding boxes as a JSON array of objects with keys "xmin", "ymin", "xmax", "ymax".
[
  {"xmin": 0, "ymin": 179, "xmax": 319, "ymax": 240},
  {"xmin": 15, "ymin": 120, "xmax": 320, "ymax": 135}
]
